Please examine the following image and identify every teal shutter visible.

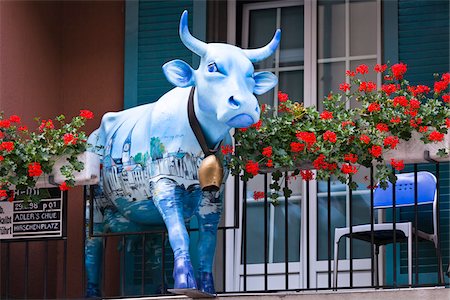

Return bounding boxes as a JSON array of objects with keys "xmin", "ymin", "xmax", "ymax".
[
  {"xmin": 384, "ymin": 0, "xmax": 449, "ymax": 285},
  {"xmin": 124, "ymin": 0, "xmax": 205, "ymax": 108}
]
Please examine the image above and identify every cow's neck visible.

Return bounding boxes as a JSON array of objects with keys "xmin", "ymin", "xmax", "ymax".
[{"xmin": 192, "ymin": 90, "xmax": 228, "ymax": 151}]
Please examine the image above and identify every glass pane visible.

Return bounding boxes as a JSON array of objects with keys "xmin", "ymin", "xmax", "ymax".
[
  {"xmin": 242, "ymin": 175, "xmax": 270, "ymax": 264},
  {"xmin": 257, "ymin": 89, "xmax": 274, "ymax": 108},
  {"xmin": 273, "ymin": 199, "xmax": 301, "ymax": 262},
  {"xmin": 317, "ymin": 62, "xmax": 346, "ymax": 110},
  {"xmin": 249, "ymin": 8, "xmax": 277, "ymax": 69},
  {"xmin": 317, "ymin": 180, "xmax": 347, "ymax": 260},
  {"xmin": 279, "ymin": 70, "xmax": 304, "ymax": 104},
  {"xmin": 318, "ymin": 0, "xmax": 346, "ymax": 59},
  {"xmin": 350, "ymin": 59, "xmax": 377, "ymax": 109},
  {"xmin": 350, "ymin": 0, "xmax": 377, "ymax": 56},
  {"xmin": 242, "ymin": 202, "xmax": 269, "ymax": 264},
  {"xmin": 280, "ymin": 6, "xmax": 304, "ymax": 67}
]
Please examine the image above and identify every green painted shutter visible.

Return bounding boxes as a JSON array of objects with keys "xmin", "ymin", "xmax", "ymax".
[
  {"xmin": 384, "ymin": 0, "xmax": 449, "ymax": 285},
  {"xmin": 124, "ymin": 0, "xmax": 205, "ymax": 108}
]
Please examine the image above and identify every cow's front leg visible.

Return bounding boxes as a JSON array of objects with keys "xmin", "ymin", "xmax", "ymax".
[
  {"xmin": 195, "ymin": 191, "xmax": 223, "ymax": 294},
  {"xmin": 152, "ymin": 178, "xmax": 197, "ymax": 290}
]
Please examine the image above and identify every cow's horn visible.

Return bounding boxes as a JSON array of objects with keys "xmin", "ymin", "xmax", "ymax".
[
  {"xmin": 179, "ymin": 10, "xmax": 207, "ymax": 56},
  {"xmin": 243, "ymin": 29, "xmax": 281, "ymax": 63}
]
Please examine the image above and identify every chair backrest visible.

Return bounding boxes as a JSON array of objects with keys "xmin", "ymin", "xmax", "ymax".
[{"xmin": 374, "ymin": 171, "xmax": 436, "ymax": 209}]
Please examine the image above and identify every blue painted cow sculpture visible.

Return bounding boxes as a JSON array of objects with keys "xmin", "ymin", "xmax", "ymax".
[{"xmin": 85, "ymin": 10, "xmax": 280, "ymax": 297}]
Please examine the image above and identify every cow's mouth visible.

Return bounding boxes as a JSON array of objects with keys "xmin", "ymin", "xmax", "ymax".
[{"xmin": 226, "ymin": 114, "xmax": 254, "ymax": 128}]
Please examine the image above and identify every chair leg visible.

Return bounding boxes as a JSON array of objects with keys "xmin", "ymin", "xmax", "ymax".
[
  {"xmin": 408, "ymin": 229, "xmax": 412, "ymax": 286},
  {"xmin": 434, "ymin": 239, "xmax": 444, "ymax": 284},
  {"xmin": 333, "ymin": 238, "xmax": 340, "ymax": 290}
]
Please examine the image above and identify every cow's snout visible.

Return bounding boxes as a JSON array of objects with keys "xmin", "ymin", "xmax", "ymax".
[{"xmin": 228, "ymin": 96, "xmax": 240, "ymax": 109}]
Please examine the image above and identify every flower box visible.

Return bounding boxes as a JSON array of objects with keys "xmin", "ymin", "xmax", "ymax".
[
  {"xmin": 35, "ymin": 152, "xmax": 101, "ymax": 189},
  {"xmin": 383, "ymin": 132, "xmax": 450, "ymax": 164}
]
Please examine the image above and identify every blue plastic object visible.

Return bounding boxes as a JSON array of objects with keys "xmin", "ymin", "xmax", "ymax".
[{"xmin": 374, "ymin": 171, "xmax": 436, "ymax": 208}]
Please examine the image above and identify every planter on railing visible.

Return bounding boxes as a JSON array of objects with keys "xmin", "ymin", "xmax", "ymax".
[
  {"xmin": 383, "ymin": 132, "xmax": 450, "ymax": 164},
  {"xmin": 35, "ymin": 152, "xmax": 101, "ymax": 189}
]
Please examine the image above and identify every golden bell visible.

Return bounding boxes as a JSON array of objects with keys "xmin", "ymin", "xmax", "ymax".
[{"xmin": 198, "ymin": 155, "xmax": 223, "ymax": 192}]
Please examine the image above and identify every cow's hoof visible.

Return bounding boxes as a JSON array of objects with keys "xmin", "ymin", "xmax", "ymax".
[
  {"xmin": 85, "ymin": 283, "xmax": 101, "ymax": 298},
  {"xmin": 197, "ymin": 271, "xmax": 216, "ymax": 295},
  {"xmin": 173, "ymin": 257, "xmax": 197, "ymax": 289}
]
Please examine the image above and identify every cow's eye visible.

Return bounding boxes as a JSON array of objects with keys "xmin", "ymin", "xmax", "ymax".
[{"xmin": 207, "ymin": 62, "xmax": 218, "ymax": 73}]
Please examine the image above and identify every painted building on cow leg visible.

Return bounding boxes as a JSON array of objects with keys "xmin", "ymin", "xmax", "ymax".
[{"xmin": 0, "ymin": 0, "xmax": 448, "ymax": 298}]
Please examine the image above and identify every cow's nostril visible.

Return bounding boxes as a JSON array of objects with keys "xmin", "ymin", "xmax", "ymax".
[{"xmin": 228, "ymin": 96, "xmax": 240, "ymax": 109}]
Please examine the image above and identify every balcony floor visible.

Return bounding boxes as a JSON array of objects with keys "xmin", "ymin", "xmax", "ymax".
[{"xmin": 116, "ymin": 287, "xmax": 449, "ymax": 300}]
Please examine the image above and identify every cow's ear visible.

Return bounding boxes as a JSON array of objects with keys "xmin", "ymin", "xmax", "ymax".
[
  {"xmin": 253, "ymin": 71, "xmax": 278, "ymax": 95},
  {"xmin": 162, "ymin": 59, "xmax": 195, "ymax": 87}
]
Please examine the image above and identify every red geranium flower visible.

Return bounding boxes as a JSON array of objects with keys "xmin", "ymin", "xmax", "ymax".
[
  {"xmin": 63, "ymin": 133, "xmax": 78, "ymax": 145},
  {"xmin": 374, "ymin": 64, "xmax": 387, "ymax": 73},
  {"xmin": 262, "ymin": 146, "xmax": 272, "ymax": 158},
  {"xmin": 443, "ymin": 94, "xmax": 450, "ymax": 103},
  {"xmin": 434, "ymin": 81, "xmax": 448, "ymax": 94},
  {"xmin": 18, "ymin": 126, "xmax": 28, "ymax": 131},
  {"xmin": 339, "ymin": 83, "xmax": 351, "ymax": 92},
  {"xmin": 296, "ymin": 131, "xmax": 316, "ymax": 147},
  {"xmin": 0, "ymin": 141, "xmax": 14, "ymax": 152},
  {"xmin": 300, "ymin": 170, "xmax": 314, "ymax": 181},
  {"xmin": 376, "ymin": 123, "xmax": 389, "ymax": 132},
  {"xmin": 253, "ymin": 191, "xmax": 265, "ymax": 201},
  {"xmin": 323, "ymin": 130, "xmax": 337, "ymax": 143},
  {"xmin": 382, "ymin": 84, "xmax": 398, "ymax": 96},
  {"xmin": 359, "ymin": 81, "xmax": 377, "ymax": 93},
  {"xmin": 266, "ymin": 159, "xmax": 273, "ymax": 168},
  {"xmin": 239, "ymin": 128, "xmax": 248, "ymax": 132},
  {"xmin": 446, "ymin": 118, "xmax": 450, "ymax": 128},
  {"xmin": 0, "ymin": 190, "xmax": 7, "ymax": 198},
  {"xmin": 346, "ymin": 70, "xmax": 356, "ymax": 77},
  {"xmin": 369, "ymin": 145, "xmax": 382, "ymax": 157},
  {"xmin": 393, "ymin": 96, "xmax": 408, "ymax": 107},
  {"xmin": 9, "ymin": 115, "xmax": 20, "ymax": 123},
  {"xmin": 39, "ymin": 120, "xmax": 54, "ymax": 131},
  {"xmin": 245, "ymin": 160, "xmax": 259, "ymax": 176},
  {"xmin": 59, "ymin": 182, "xmax": 70, "ymax": 191},
  {"xmin": 221, "ymin": 145, "xmax": 233, "ymax": 155},
  {"xmin": 290, "ymin": 142, "xmax": 305, "ymax": 153},
  {"xmin": 367, "ymin": 103, "xmax": 380, "ymax": 112},
  {"xmin": 442, "ymin": 73, "xmax": 450, "ymax": 84},
  {"xmin": 390, "ymin": 159, "xmax": 405, "ymax": 171},
  {"xmin": 356, "ymin": 64, "xmax": 369, "ymax": 74},
  {"xmin": 80, "ymin": 109, "xmax": 94, "ymax": 119},
  {"xmin": 28, "ymin": 162, "xmax": 43, "ymax": 177},
  {"xmin": 251, "ymin": 120, "xmax": 262, "ymax": 130},
  {"xmin": 0, "ymin": 120, "xmax": 11, "ymax": 128},
  {"xmin": 429, "ymin": 131, "xmax": 444, "ymax": 142},
  {"xmin": 383, "ymin": 136, "xmax": 399, "ymax": 149},
  {"xmin": 391, "ymin": 63, "xmax": 407, "ymax": 80},
  {"xmin": 344, "ymin": 153, "xmax": 358, "ymax": 164},
  {"xmin": 341, "ymin": 163, "xmax": 358, "ymax": 174},
  {"xmin": 390, "ymin": 117, "xmax": 401, "ymax": 124},
  {"xmin": 341, "ymin": 121, "xmax": 355, "ymax": 128},
  {"xmin": 0, "ymin": 155, "xmax": 4, "ymax": 161},
  {"xmin": 419, "ymin": 126, "xmax": 428, "ymax": 133},
  {"xmin": 320, "ymin": 110, "xmax": 333, "ymax": 120},
  {"xmin": 278, "ymin": 91, "xmax": 289, "ymax": 102},
  {"xmin": 360, "ymin": 134, "xmax": 371, "ymax": 144}
]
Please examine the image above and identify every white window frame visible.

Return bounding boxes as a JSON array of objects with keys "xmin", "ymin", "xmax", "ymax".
[{"xmin": 224, "ymin": 0, "xmax": 382, "ymax": 291}]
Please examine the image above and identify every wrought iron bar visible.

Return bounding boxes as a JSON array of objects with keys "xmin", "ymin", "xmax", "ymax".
[
  {"xmin": 161, "ymin": 232, "xmax": 166, "ymax": 294},
  {"xmin": 141, "ymin": 234, "xmax": 146, "ymax": 295},
  {"xmin": 392, "ymin": 168, "xmax": 397, "ymax": 287},
  {"xmin": 414, "ymin": 164, "xmax": 418, "ymax": 286},
  {"xmin": 370, "ymin": 166, "xmax": 375, "ymax": 288},
  {"xmin": 243, "ymin": 180, "xmax": 247, "ymax": 291},
  {"xmin": 44, "ymin": 241, "xmax": 48, "ymax": 298},
  {"xmin": 63, "ymin": 239, "xmax": 67, "ymax": 299},
  {"xmin": 264, "ymin": 173, "xmax": 268, "ymax": 291},
  {"xmin": 284, "ymin": 172, "xmax": 289, "ymax": 290},
  {"xmin": 222, "ymin": 228, "xmax": 226, "ymax": 292},
  {"xmin": 349, "ymin": 176, "xmax": 353, "ymax": 288},
  {"xmin": 327, "ymin": 178, "xmax": 331, "ymax": 289},
  {"xmin": 306, "ymin": 180, "xmax": 310, "ymax": 290}
]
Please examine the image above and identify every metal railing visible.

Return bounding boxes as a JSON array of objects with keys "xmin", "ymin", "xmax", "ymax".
[{"xmin": 0, "ymin": 157, "xmax": 448, "ymax": 298}]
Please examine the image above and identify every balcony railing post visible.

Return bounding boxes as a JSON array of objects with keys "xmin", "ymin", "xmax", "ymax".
[
  {"xmin": 284, "ymin": 172, "xmax": 289, "ymax": 290},
  {"xmin": 370, "ymin": 165, "xmax": 375, "ymax": 288},
  {"xmin": 327, "ymin": 178, "xmax": 331, "ymax": 289}
]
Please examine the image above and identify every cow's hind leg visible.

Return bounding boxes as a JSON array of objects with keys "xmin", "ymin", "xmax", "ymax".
[
  {"xmin": 195, "ymin": 191, "xmax": 223, "ymax": 294},
  {"xmin": 152, "ymin": 178, "xmax": 197, "ymax": 290}
]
